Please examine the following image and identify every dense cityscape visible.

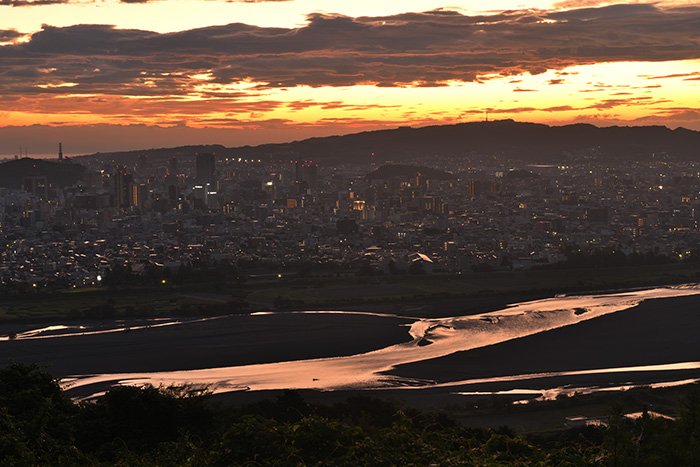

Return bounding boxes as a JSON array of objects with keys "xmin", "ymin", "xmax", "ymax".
[{"xmin": 1, "ymin": 143, "xmax": 699, "ymax": 290}]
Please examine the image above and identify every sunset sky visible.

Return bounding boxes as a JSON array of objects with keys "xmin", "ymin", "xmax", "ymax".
[{"xmin": 1, "ymin": 0, "xmax": 698, "ymax": 156}]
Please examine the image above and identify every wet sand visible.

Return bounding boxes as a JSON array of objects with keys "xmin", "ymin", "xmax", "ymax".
[
  {"xmin": 3, "ymin": 287, "xmax": 700, "ymax": 415},
  {"xmin": 0, "ymin": 291, "xmax": 541, "ymax": 377},
  {"xmin": 46, "ymin": 286, "xmax": 700, "ymax": 398},
  {"xmin": 390, "ymin": 294, "xmax": 700, "ymax": 383}
]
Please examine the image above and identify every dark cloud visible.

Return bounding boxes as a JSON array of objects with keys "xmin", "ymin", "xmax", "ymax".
[
  {"xmin": 0, "ymin": 29, "xmax": 23, "ymax": 42},
  {"xmin": 554, "ymin": 0, "xmax": 610, "ymax": 8},
  {"xmin": 1, "ymin": 0, "xmax": 290, "ymax": 5},
  {"xmin": 542, "ymin": 105, "xmax": 577, "ymax": 111},
  {"xmin": 584, "ymin": 95, "xmax": 670, "ymax": 110},
  {"xmin": 548, "ymin": 3, "xmax": 658, "ymax": 19},
  {"xmin": 0, "ymin": 3, "xmax": 698, "ymax": 95},
  {"xmin": 646, "ymin": 72, "xmax": 700, "ymax": 79},
  {"xmin": 0, "ymin": 0, "xmax": 66, "ymax": 5}
]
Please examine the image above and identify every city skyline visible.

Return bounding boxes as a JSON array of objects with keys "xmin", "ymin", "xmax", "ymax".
[{"xmin": 0, "ymin": 0, "xmax": 699, "ymax": 155}]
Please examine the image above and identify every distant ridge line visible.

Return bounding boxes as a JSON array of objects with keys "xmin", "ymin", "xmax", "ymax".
[{"xmin": 77, "ymin": 120, "xmax": 700, "ymax": 164}]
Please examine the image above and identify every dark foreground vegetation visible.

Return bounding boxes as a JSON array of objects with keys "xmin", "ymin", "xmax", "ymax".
[{"xmin": 1, "ymin": 365, "xmax": 700, "ymax": 466}]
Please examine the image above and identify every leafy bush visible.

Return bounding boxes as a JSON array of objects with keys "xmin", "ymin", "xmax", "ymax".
[{"xmin": 0, "ymin": 365, "xmax": 698, "ymax": 465}]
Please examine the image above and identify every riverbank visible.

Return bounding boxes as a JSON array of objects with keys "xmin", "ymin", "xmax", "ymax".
[
  {"xmin": 4, "ymin": 284, "xmax": 700, "ymax": 433},
  {"xmin": 40, "ymin": 286, "xmax": 700, "ymax": 399},
  {"xmin": 1, "ymin": 262, "xmax": 699, "ymax": 323}
]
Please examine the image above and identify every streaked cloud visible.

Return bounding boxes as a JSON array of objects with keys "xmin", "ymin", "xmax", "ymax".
[
  {"xmin": 0, "ymin": 28, "xmax": 22, "ymax": 42},
  {"xmin": 1, "ymin": 0, "xmax": 290, "ymax": 5},
  {"xmin": 1, "ymin": 4, "xmax": 698, "ymax": 94}
]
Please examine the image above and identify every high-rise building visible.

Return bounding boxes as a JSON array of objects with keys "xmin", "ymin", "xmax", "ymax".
[
  {"xmin": 195, "ymin": 153, "xmax": 216, "ymax": 186},
  {"xmin": 131, "ymin": 183, "xmax": 148, "ymax": 209},
  {"xmin": 58, "ymin": 142, "xmax": 63, "ymax": 161},
  {"xmin": 114, "ymin": 168, "xmax": 134, "ymax": 209}
]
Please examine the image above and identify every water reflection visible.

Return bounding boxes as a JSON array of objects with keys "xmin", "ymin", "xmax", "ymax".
[
  {"xmin": 454, "ymin": 376, "xmax": 700, "ymax": 404},
  {"xmin": 61, "ymin": 285, "xmax": 700, "ymax": 397},
  {"xmin": 431, "ymin": 361, "xmax": 700, "ymax": 391},
  {"xmin": 2, "ymin": 310, "xmax": 414, "ymax": 342},
  {"xmin": 0, "ymin": 315, "xmax": 230, "ymax": 342}
]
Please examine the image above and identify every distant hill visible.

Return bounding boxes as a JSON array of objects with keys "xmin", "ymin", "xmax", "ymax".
[
  {"xmin": 79, "ymin": 121, "xmax": 700, "ymax": 164},
  {"xmin": 80, "ymin": 144, "xmax": 227, "ymax": 165},
  {"xmin": 0, "ymin": 158, "xmax": 88, "ymax": 189},
  {"xmin": 231, "ymin": 120, "xmax": 700, "ymax": 162},
  {"xmin": 367, "ymin": 164, "xmax": 455, "ymax": 180}
]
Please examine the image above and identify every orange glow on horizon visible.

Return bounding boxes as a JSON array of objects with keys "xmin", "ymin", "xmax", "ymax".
[
  {"xmin": 2, "ymin": 60, "xmax": 698, "ymax": 132},
  {"xmin": 0, "ymin": 0, "xmax": 698, "ymax": 151}
]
